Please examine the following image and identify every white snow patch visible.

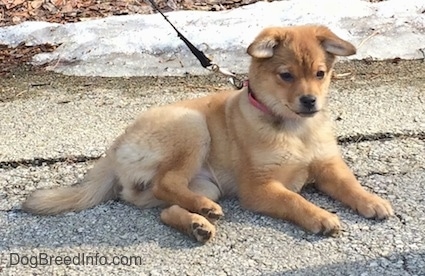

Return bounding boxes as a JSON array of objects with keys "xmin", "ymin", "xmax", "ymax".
[{"xmin": 0, "ymin": 0, "xmax": 424, "ymax": 77}]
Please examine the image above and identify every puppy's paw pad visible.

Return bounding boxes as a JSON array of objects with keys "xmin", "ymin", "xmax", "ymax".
[
  {"xmin": 191, "ymin": 221, "xmax": 215, "ymax": 243},
  {"xmin": 357, "ymin": 196, "xmax": 394, "ymax": 220}
]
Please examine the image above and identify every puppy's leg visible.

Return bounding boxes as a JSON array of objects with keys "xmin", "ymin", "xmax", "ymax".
[
  {"xmin": 161, "ymin": 205, "xmax": 216, "ymax": 243},
  {"xmin": 188, "ymin": 174, "xmax": 223, "ymax": 222},
  {"xmin": 160, "ymin": 176, "xmax": 221, "ymax": 242},
  {"xmin": 310, "ymin": 156, "xmax": 394, "ymax": 219},
  {"xmin": 153, "ymin": 171, "xmax": 223, "ymax": 223},
  {"xmin": 151, "ymin": 109, "xmax": 223, "ymax": 222},
  {"xmin": 239, "ymin": 180, "xmax": 341, "ymax": 236}
]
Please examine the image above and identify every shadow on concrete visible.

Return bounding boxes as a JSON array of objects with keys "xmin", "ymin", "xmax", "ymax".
[{"xmin": 262, "ymin": 249, "xmax": 424, "ymax": 275}]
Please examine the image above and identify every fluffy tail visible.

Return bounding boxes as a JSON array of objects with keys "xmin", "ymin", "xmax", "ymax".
[{"xmin": 22, "ymin": 156, "xmax": 119, "ymax": 215}]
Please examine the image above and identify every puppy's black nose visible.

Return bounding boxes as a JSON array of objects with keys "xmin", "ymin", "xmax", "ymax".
[{"xmin": 300, "ymin": 95, "xmax": 316, "ymax": 109}]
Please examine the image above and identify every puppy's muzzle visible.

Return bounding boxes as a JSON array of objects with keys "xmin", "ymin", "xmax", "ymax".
[{"xmin": 298, "ymin": 95, "xmax": 318, "ymax": 116}]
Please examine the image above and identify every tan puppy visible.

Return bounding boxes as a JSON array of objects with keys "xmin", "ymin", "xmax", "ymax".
[{"xmin": 23, "ymin": 25, "xmax": 394, "ymax": 242}]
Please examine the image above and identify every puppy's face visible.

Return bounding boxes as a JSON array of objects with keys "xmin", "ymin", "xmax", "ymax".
[{"xmin": 247, "ymin": 25, "xmax": 356, "ymax": 119}]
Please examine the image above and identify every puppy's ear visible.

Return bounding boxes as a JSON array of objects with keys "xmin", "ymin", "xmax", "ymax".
[
  {"xmin": 247, "ymin": 30, "xmax": 280, "ymax": 58},
  {"xmin": 316, "ymin": 26, "xmax": 357, "ymax": 56}
]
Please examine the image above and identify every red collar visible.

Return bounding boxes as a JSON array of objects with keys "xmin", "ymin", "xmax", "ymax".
[
  {"xmin": 245, "ymin": 81, "xmax": 274, "ymax": 116},
  {"xmin": 245, "ymin": 81, "xmax": 285, "ymax": 125}
]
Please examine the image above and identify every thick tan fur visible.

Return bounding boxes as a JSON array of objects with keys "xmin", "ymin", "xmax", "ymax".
[{"xmin": 23, "ymin": 25, "xmax": 393, "ymax": 242}]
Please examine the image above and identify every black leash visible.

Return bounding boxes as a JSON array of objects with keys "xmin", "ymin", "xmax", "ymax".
[
  {"xmin": 145, "ymin": 0, "xmax": 244, "ymax": 89},
  {"xmin": 146, "ymin": 0, "xmax": 212, "ymax": 68}
]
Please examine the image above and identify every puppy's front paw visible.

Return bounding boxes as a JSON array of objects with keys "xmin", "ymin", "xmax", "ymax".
[
  {"xmin": 355, "ymin": 194, "xmax": 394, "ymax": 219},
  {"xmin": 189, "ymin": 216, "xmax": 216, "ymax": 243},
  {"xmin": 309, "ymin": 212, "xmax": 341, "ymax": 237}
]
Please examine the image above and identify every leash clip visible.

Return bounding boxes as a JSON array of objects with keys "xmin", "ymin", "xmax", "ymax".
[{"xmin": 207, "ymin": 64, "xmax": 244, "ymax": 90}]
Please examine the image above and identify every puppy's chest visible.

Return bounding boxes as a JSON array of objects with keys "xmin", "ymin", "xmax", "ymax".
[
  {"xmin": 255, "ymin": 135, "xmax": 319, "ymax": 166},
  {"xmin": 253, "ymin": 136, "xmax": 322, "ymax": 192}
]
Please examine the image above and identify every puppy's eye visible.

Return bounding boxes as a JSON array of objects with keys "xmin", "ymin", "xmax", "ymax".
[
  {"xmin": 279, "ymin": 72, "xmax": 294, "ymax": 82},
  {"xmin": 316, "ymin": 70, "xmax": 325, "ymax": 79}
]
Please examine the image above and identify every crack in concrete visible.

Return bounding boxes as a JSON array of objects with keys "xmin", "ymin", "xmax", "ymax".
[
  {"xmin": 0, "ymin": 155, "xmax": 101, "ymax": 170},
  {"xmin": 356, "ymin": 171, "xmax": 408, "ymax": 179},
  {"xmin": 0, "ymin": 131, "xmax": 424, "ymax": 170},
  {"xmin": 337, "ymin": 131, "xmax": 424, "ymax": 145}
]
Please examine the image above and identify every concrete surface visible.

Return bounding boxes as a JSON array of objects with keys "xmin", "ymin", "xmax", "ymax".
[
  {"xmin": 1, "ymin": 61, "xmax": 424, "ymax": 162},
  {"xmin": 0, "ymin": 0, "xmax": 424, "ymax": 77},
  {"xmin": 0, "ymin": 59, "xmax": 424, "ymax": 275}
]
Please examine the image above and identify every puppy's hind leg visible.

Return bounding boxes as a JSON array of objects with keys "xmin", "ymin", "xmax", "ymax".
[
  {"xmin": 160, "ymin": 177, "xmax": 222, "ymax": 242},
  {"xmin": 153, "ymin": 170, "xmax": 224, "ymax": 223},
  {"xmin": 161, "ymin": 205, "xmax": 216, "ymax": 243},
  {"xmin": 188, "ymin": 173, "xmax": 223, "ymax": 223},
  {"xmin": 120, "ymin": 106, "xmax": 223, "ymax": 242},
  {"xmin": 151, "ymin": 109, "xmax": 223, "ymax": 222}
]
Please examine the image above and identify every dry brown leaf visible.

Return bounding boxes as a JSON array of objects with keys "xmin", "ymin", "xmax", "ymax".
[
  {"xmin": 8, "ymin": 11, "xmax": 27, "ymax": 23},
  {"xmin": 11, "ymin": 15, "xmax": 22, "ymax": 23},
  {"xmin": 30, "ymin": 0, "xmax": 44, "ymax": 10},
  {"xmin": 14, "ymin": 0, "xmax": 25, "ymax": 7},
  {"xmin": 61, "ymin": 2, "xmax": 73, "ymax": 13},
  {"xmin": 42, "ymin": 2, "xmax": 57, "ymax": 12},
  {"xmin": 28, "ymin": 8, "xmax": 41, "ymax": 16},
  {"xmin": 75, "ymin": 0, "xmax": 94, "ymax": 9},
  {"xmin": 2, "ymin": 0, "xmax": 25, "ymax": 9},
  {"xmin": 50, "ymin": 0, "xmax": 64, "ymax": 7}
]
